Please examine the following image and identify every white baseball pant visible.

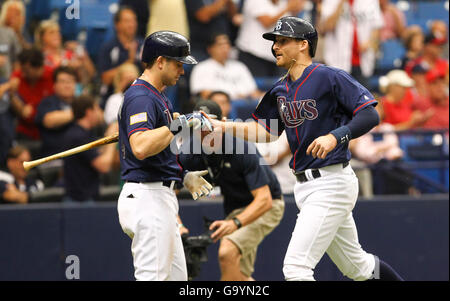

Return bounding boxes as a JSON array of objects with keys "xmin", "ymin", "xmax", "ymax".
[
  {"xmin": 117, "ymin": 182, "xmax": 187, "ymax": 281},
  {"xmin": 283, "ymin": 163, "xmax": 376, "ymax": 281}
]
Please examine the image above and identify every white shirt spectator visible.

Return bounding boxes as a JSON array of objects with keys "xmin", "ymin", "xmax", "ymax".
[
  {"xmin": 321, "ymin": 0, "xmax": 384, "ymax": 77},
  {"xmin": 236, "ymin": 0, "xmax": 287, "ymax": 63},
  {"xmin": 104, "ymin": 92, "xmax": 123, "ymax": 125},
  {"xmin": 190, "ymin": 58, "xmax": 258, "ymax": 100}
]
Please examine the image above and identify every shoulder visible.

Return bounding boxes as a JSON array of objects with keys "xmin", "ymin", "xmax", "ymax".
[{"xmin": 313, "ymin": 63, "xmax": 342, "ymax": 78}]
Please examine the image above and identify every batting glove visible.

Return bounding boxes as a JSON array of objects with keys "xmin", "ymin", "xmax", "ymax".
[
  {"xmin": 168, "ymin": 112, "xmax": 213, "ymax": 135},
  {"xmin": 183, "ymin": 170, "xmax": 214, "ymax": 200}
]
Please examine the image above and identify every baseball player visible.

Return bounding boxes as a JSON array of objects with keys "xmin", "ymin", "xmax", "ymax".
[
  {"xmin": 117, "ymin": 31, "xmax": 213, "ymax": 281},
  {"xmin": 205, "ymin": 17, "xmax": 404, "ymax": 281}
]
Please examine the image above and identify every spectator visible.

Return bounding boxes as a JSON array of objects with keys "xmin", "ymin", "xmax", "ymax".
[
  {"xmin": 190, "ymin": 33, "xmax": 262, "ymax": 101},
  {"xmin": 146, "ymin": 0, "xmax": 189, "ymax": 38},
  {"xmin": 413, "ymin": 69, "xmax": 449, "ymax": 130},
  {"xmin": 235, "ymin": 0, "xmax": 304, "ymax": 77},
  {"xmin": 184, "ymin": 0, "xmax": 238, "ymax": 61},
  {"xmin": 409, "ymin": 62, "xmax": 429, "ymax": 104},
  {"xmin": 0, "ymin": 0, "xmax": 30, "ymax": 50},
  {"xmin": 104, "ymin": 62, "xmax": 139, "ymax": 125},
  {"xmin": 320, "ymin": 0, "xmax": 384, "ymax": 88},
  {"xmin": 379, "ymin": 69, "xmax": 432, "ymax": 130},
  {"xmin": 34, "ymin": 66, "xmax": 77, "ymax": 157},
  {"xmin": 0, "ymin": 21, "xmax": 21, "ymax": 81},
  {"xmin": 62, "ymin": 95, "xmax": 117, "ymax": 203},
  {"xmin": 349, "ymin": 104, "xmax": 413, "ymax": 196},
  {"xmin": 97, "ymin": 6, "xmax": 143, "ymax": 107},
  {"xmin": 0, "ymin": 145, "xmax": 44, "ymax": 204},
  {"xmin": 11, "ymin": 47, "xmax": 54, "ymax": 140},
  {"xmin": 401, "ymin": 26, "xmax": 425, "ymax": 69},
  {"xmin": 430, "ymin": 20, "xmax": 449, "ymax": 60},
  {"xmin": 208, "ymin": 90, "xmax": 231, "ymax": 118},
  {"xmin": 34, "ymin": 20, "xmax": 95, "ymax": 88},
  {"xmin": 406, "ymin": 31, "xmax": 449, "ymax": 85},
  {"xmin": 379, "ymin": 0, "xmax": 406, "ymax": 42},
  {"xmin": 0, "ymin": 77, "xmax": 19, "ymax": 167},
  {"xmin": 119, "ymin": 0, "xmax": 150, "ymax": 39}
]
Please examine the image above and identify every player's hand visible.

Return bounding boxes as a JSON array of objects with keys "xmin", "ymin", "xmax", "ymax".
[
  {"xmin": 200, "ymin": 111, "xmax": 225, "ymax": 132},
  {"xmin": 183, "ymin": 170, "xmax": 214, "ymax": 200},
  {"xmin": 306, "ymin": 134, "xmax": 338, "ymax": 159},
  {"xmin": 209, "ymin": 219, "xmax": 238, "ymax": 242},
  {"xmin": 179, "ymin": 224, "xmax": 189, "ymax": 236}
]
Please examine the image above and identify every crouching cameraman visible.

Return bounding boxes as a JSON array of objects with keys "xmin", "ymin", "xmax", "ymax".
[{"xmin": 178, "ymin": 100, "xmax": 285, "ymax": 281}]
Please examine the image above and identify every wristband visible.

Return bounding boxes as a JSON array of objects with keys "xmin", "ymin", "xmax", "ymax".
[
  {"xmin": 330, "ymin": 126, "xmax": 351, "ymax": 145},
  {"xmin": 232, "ymin": 217, "xmax": 242, "ymax": 229}
]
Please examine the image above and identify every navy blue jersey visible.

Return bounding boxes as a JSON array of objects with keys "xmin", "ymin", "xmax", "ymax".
[
  {"xmin": 62, "ymin": 123, "xmax": 100, "ymax": 202},
  {"xmin": 118, "ymin": 79, "xmax": 184, "ymax": 183},
  {"xmin": 179, "ymin": 134, "xmax": 282, "ymax": 215},
  {"xmin": 253, "ymin": 63, "xmax": 377, "ymax": 172},
  {"xmin": 35, "ymin": 95, "xmax": 73, "ymax": 156}
]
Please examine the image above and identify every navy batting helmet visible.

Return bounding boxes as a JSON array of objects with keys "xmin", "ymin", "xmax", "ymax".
[
  {"xmin": 262, "ymin": 16, "xmax": 318, "ymax": 58},
  {"xmin": 141, "ymin": 31, "xmax": 198, "ymax": 65}
]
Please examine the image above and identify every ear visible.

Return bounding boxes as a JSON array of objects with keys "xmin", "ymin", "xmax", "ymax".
[{"xmin": 156, "ymin": 56, "xmax": 165, "ymax": 69}]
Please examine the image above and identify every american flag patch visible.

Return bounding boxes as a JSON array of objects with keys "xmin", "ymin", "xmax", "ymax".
[{"xmin": 130, "ymin": 112, "xmax": 147, "ymax": 125}]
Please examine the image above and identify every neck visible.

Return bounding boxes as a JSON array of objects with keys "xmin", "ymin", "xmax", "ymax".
[
  {"xmin": 140, "ymin": 70, "xmax": 165, "ymax": 92},
  {"xmin": 288, "ymin": 58, "xmax": 313, "ymax": 82},
  {"xmin": 77, "ymin": 118, "xmax": 91, "ymax": 130},
  {"xmin": 117, "ymin": 32, "xmax": 133, "ymax": 45}
]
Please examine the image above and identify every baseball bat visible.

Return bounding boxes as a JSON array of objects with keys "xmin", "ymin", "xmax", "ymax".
[{"xmin": 23, "ymin": 132, "xmax": 119, "ymax": 171}]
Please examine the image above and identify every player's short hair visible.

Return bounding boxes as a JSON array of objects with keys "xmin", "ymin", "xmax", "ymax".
[
  {"xmin": 194, "ymin": 99, "xmax": 223, "ymax": 120},
  {"xmin": 53, "ymin": 66, "xmax": 78, "ymax": 83},
  {"xmin": 113, "ymin": 5, "xmax": 136, "ymax": 24},
  {"xmin": 208, "ymin": 91, "xmax": 231, "ymax": 104},
  {"xmin": 18, "ymin": 47, "xmax": 44, "ymax": 68},
  {"xmin": 7, "ymin": 145, "xmax": 29, "ymax": 160},
  {"xmin": 72, "ymin": 95, "xmax": 97, "ymax": 120},
  {"xmin": 206, "ymin": 32, "xmax": 229, "ymax": 48}
]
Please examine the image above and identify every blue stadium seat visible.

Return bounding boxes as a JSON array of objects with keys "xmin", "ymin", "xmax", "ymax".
[
  {"xmin": 377, "ymin": 40, "xmax": 405, "ymax": 70},
  {"xmin": 254, "ymin": 77, "xmax": 279, "ymax": 92},
  {"xmin": 416, "ymin": 1, "xmax": 449, "ymax": 23}
]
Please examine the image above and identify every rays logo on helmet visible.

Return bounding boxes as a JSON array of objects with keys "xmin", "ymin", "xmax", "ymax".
[{"xmin": 277, "ymin": 96, "xmax": 318, "ymax": 128}]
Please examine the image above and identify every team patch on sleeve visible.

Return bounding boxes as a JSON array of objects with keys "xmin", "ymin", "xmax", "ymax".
[{"xmin": 130, "ymin": 112, "xmax": 147, "ymax": 125}]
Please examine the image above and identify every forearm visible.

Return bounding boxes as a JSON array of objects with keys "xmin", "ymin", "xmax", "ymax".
[
  {"xmin": 196, "ymin": 0, "xmax": 228, "ymax": 23},
  {"xmin": 3, "ymin": 190, "xmax": 28, "ymax": 204},
  {"xmin": 92, "ymin": 143, "xmax": 117, "ymax": 173},
  {"xmin": 43, "ymin": 110, "xmax": 74, "ymax": 129},
  {"xmin": 321, "ymin": 1, "xmax": 346, "ymax": 33},
  {"xmin": 235, "ymin": 195, "xmax": 272, "ymax": 227},
  {"xmin": 257, "ymin": 9, "xmax": 289, "ymax": 28},
  {"xmin": 129, "ymin": 126, "xmax": 174, "ymax": 160}
]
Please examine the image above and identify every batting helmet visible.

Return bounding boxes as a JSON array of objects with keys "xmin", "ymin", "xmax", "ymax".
[
  {"xmin": 141, "ymin": 31, "xmax": 198, "ymax": 65},
  {"xmin": 262, "ymin": 16, "xmax": 318, "ymax": 58}
]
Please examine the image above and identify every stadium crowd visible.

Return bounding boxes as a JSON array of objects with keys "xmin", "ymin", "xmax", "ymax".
[{"xmin": 0, "ymin": 0, "xmax": 448, "ymax": 204}]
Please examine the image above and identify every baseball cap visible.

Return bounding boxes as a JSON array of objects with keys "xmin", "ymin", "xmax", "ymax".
[
  {"xmin": 194, "ymin": 99, "xmax": 223, "ymax": 121},
  {"xmin": 411, "ymin": 62, "xmax": 430, "ymax": 74},
  {"xmin": 424, "ymin": 32, "xmax": 448, "ymax": 46},
  {"xmin": 379, "ymin": 70, "xmax": 415, "ymax": 93},
  {"xmin": 426, "ymin": 68, "xmax": 446, "ymax": 83}
]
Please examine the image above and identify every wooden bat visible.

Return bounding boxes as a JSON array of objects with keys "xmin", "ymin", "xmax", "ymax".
[{"xmin": 23, "ymin": 132, "xmax": 119, "ymax": 171}]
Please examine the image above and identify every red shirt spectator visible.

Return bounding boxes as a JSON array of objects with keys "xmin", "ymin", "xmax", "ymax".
[
  {"xmin": 11, "ymin": 48, "xmax": 54, "ymax": 140},
  {"xmin": 413, "ymin": 70, "xmax": 449, "ymax": 129}
]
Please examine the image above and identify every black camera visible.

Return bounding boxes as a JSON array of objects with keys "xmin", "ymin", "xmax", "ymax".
[{"xmin": 181, "ymin": 217, "xmax": 215, "ymax": 280}]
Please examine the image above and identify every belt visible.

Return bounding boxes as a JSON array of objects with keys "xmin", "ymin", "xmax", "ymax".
[
  {"xmin": 294, "ymin": 162, "xmax": 349, "ymax": 183},
  {"xmin": 126, "ymin": 180, "xmax": 179, "ymax": 190}
]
